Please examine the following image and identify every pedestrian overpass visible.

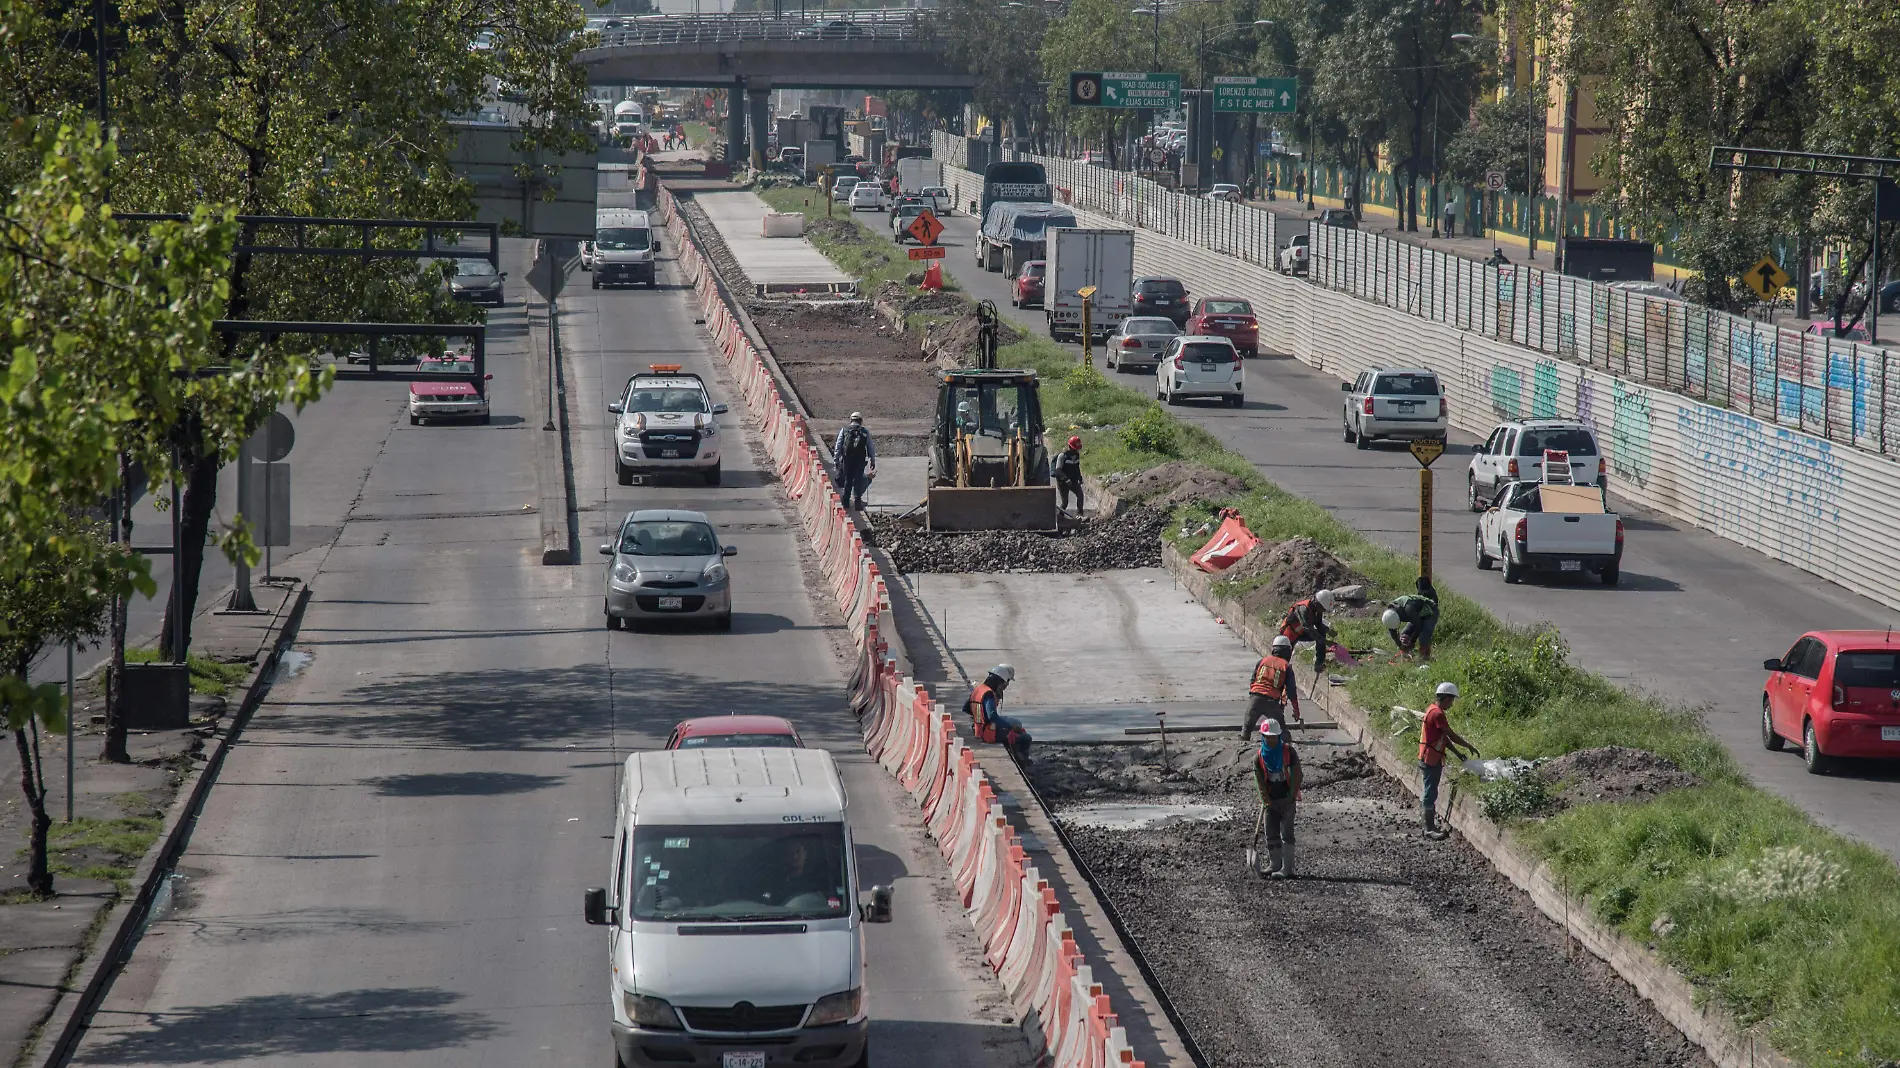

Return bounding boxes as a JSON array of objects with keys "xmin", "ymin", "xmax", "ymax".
[{"xmin": 576, "ymin": 10, "xmax": 972, "ymax": 91}]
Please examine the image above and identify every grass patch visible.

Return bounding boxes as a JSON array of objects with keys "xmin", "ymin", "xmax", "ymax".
[
  {"xmin": 41, "ymin": 796, "xmax": 165, "ymax": 892},
  {"xmin": 682, "ymin": 121, "xmax": 711, "ymax": 148},
  {"xmin": 123, "ymin": 647, "xmax": 251, "ymax": 696},
  {"xmin": 731, "ymin": 174, "xmax": 1900, "ymax": 1065}
]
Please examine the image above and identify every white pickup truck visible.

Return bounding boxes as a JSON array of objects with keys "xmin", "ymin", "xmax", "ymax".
[{"xmin": 1474, "ymin": 474, "xmax": 1624, "ymax": 586}]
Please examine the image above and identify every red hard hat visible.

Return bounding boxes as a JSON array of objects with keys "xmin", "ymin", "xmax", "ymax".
[{"xmin": 1067, "ymin": 436, "xmax": 1082, "ymax": 449}]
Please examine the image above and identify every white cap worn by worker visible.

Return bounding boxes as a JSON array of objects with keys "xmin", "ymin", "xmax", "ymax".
[
  {"xmin": 1315, "ymin": 589, "xmax": 1336, "ymax": 610},
  {"xmin": 990, "ymin": 664, "xmax": 1015, "ymax": 683},
  {"xmin": 1256, "ymin": 718, "xmax": 1284, "ymax": 739},
  {"xmin": 1436, "ymin": 681, "xmax": 1459, "ymax": 698},
  {"xmin": 1382, "ymin": 608, "xmax": 1403, "ymax": 630},
  {"xmin": 1270, "ymin": 635, "xmax": 1292, "ymax": 655},
  {"xmin": 850, "ymin": 412, "xmax": 863, "ymax": 423}
]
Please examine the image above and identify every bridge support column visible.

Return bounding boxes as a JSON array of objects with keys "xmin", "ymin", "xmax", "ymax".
[
  {"xmin": 748, "ymin": 84, "xmax": 772, "ymax": 172},
  {"xmin": 726, "ymin": 81, "xmax": 747, "ymax": 165}
]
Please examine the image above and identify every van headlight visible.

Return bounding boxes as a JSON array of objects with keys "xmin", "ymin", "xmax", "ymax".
[
  {"xmin": 806, "ymin": 988, "xmax": 862, "ymax": 1027},
  {"xmin": 622, "ymin": 991, "xmax": 682, "ymax": 1030},
  {"xmin": 700, "ymin": 561, "xmax": 728, "ymax": 585}
]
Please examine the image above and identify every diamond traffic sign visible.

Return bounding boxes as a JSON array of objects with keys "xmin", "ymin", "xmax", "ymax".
[
  {"xmin": 1212, "ymin": 76, "xmax": 1297, "ymax": 114},
  {"xmin": 1069, "ymin": 71, "xmax": 1180, "ymax": 110},
  {"xmin": 907, "ymin": 245, "xmax": 946, "ymax": 260},
  {"xmin": 1744, "ymin": 256, "xmax": 1790, "ymax": 300},
  {"xmin": 906, "ymin": 208, "xmax": 944, "ymax": 246},
  {"xmin": 1409, "ymin": 438, "xmax": 1445, "ymax": 468}
]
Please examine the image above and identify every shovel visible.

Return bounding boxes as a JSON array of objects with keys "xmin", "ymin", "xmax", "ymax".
[{"xmin": 1243, "ymin": 802, "xmax": 1265, "ymax": 874}]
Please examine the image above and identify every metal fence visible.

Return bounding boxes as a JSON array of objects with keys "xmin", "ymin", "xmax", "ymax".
[
  {"xmin": 1310, "ymin": 225, "xmax": 1900, "ymax": 457},
  {"xmin": 597, "ymin": 9, "xmax": 920, "ymax": 45}
]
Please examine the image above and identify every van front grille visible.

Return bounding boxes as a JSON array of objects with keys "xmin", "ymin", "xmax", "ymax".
[{"xmin": 678, "ymin": 1002, "xmax": 807, "ymax": 1033}]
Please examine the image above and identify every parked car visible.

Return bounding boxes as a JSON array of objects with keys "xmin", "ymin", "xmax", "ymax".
[
  {"xmin": 1186, "ymin": 297, "xmax": 1259, "ymax": 358},
  {"xmin": 608, "ymin": 365, "xmax": 729, "ymax": 486},
  {"xmin": 1317, "ymin": 208, "xmax": 1358, "ymax": 229},
  {"xmin": 848, "ymin": 182, "xmax": 885, "ymax": 212},
  {"xmin": 1106, "ymin": 316, "xmax": 1180, "ymax": 373},
  {"xmin": 1012, "ymin": 260, "xmax": 1046, "ymax": 308},
  {"xmin": 1340, "ymin": 367, "xmax": 1447, "ymax": 448},
  {"xmin": 1156, "ymin": 336, "xmax": 1244, "ymax": 407},
  {"xmin": 1206, "ymin": 183, "xmax": 1242, "ymax": 203},
  {"xmin": 600, "ymin": 509, "xmax": 738, "ymax": 630},
  {"xmin": 664, "ymin": 714, "xmax": 804, "ymax": 749},
  {"xmin": 1467, "ymin": 420, "xmax": 1605, "ymax": 509},
  {"xmin": 830, "ymin": 175, "xmax": 861, "ymax": 202},
  {"xmin": 1804, "ymin": 321, "xmax": 1872, "ymax": 343},
  {"xmin": 1762, "ymin": 631, "xmax": 1900, "ymax": 773},
  {"xmin": 1133, "ymin": 275, "xmax": 1190, "ymax": 325},
  {"xmin": 1277, "ymin": 233, "xmax": 1310, "ymax": 276},
  {"xmin": 1881, "ymin": 280, "xmax": 1900, "ymax": 315},
  {"xmin": 448, "ymin": 258, "xmax": 506, "ymax": 305},
  {"xmin": 1474, "ymin": 479, "xmax": 1623, "ymax": 586},
  {"xmin": 919, "ymin": 186, "xmax": 953, "ymax": 215}
]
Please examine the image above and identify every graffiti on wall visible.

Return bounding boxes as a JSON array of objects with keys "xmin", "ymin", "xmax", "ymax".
[
  {"xmin": 1490, "ymin": 365, "xmax": 1524, "ymax": 419},
  {"xmin": 1531, "ymin": 361, "xmax": 1561, "ymax": 420},
  {"xmin": 1610, "ymin": 380, "xmax": 1653, "ymax": 485},
  {"xmin": 1578, "ymin": 376, "xmax": 1600, "ymax": 433},
  {"xmin": 1684, "ymin": 310, "xmax": 1709, "ymax": 393},
  {"xmin": 1677, "ymin": 402, "xmax": 1844, "ymax": 567},
  {"xmin": 1727, "ymin": 320, "xmax": 1776, "ymax": 414}
]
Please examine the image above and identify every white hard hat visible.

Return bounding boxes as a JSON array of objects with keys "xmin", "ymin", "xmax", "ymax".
[
  {"xmin": 990, "ymin": 664, "xmax": 1015, "ymax": 683},
  {"xmin": 1257, "ymin": 718, "xmax": 1284, "ymax": 738},
  {"xmin": 1270, "ymin": 635, "xmax": 1292, "ymax": 654},
  {"xmin": 850, "ymin": 412, "xmax": 863, "ymax": 422},
  {"xmin": 1382, "ymin": 608, "xmax": 1402, "ymax": 630},
  {"xmin": 1435, "ymin": 681, "xmax": 1460, "ymax": 698},
  {"xmin": 957, "ymin": 401, "xmax": 970, "ymax": 412},
  {"xmin": 1315, "ymin": 589, "xmax": 1336, "ymax": 610}
]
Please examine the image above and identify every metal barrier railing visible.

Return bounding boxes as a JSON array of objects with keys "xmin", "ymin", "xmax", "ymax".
[{"xmin": 596, "ymin": 9, "xmax": 921, "ymax": 46}]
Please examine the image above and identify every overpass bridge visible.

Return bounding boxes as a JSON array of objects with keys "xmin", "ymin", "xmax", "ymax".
[{"xmin": 576, "ymin": 9, "xmax": 972, "ymax": 159}]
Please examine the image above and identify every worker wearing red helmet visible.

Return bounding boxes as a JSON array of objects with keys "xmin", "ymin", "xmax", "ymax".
[{"xmin": 1054, "ymin": 435, "xmax": 1085, "ymax": 516}]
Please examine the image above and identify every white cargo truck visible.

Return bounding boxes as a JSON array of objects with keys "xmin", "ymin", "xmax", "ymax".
[
  {"xmin": 1045, "ymin": 228, "xmax": 1135, "ymax": 343},
  {"xmin": 896, "ymin": 157, "xmax": 944, "ymax": 195}
]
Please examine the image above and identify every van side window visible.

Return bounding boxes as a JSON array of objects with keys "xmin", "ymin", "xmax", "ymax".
[{"xmin": 613, "ymin": 830, "xmax": 628, "ymax": 903}]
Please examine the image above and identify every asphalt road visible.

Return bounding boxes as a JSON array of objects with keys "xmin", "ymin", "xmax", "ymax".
[
  {"xmin": 872, "ymin": 204, "xmax": 1900, "ymax": 861},
  {"xmin": 66, "ymin": 236, "xmax": 1030, "ymax": 1066}
]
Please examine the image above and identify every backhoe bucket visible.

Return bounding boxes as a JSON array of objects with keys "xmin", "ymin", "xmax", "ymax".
[{"xmin": 926, "ymin": 486, "xmax": 1060, "ymax": 532}]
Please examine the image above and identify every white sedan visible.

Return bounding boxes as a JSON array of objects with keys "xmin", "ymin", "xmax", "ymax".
[
  {"xmin": 849, "ymin": 183, "xmax": 886, "ymax": 212},
  {"xmin": 1206, "ymin": 184, "xmax": 1242, "ymax": 203}
]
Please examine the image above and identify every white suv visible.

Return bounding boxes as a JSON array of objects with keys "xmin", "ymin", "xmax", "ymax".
[
  {"xmin": 608, "ymin": 367, "xmax": 729, "ymax": 486},
  {"xmin": 1467, "ymin": 420, "xmax": 1605, "ymax": 509},
  {"xmin": 1341, "ymin": 367, "xmax": 1448, "ymax": 449},
  {"xmin": 1157, "ymin": 336, "xmax": 1244, "ymax": 407},
  {"xmin": 849, "ymin": 182, "xmax": 885, "ymax": 212}
]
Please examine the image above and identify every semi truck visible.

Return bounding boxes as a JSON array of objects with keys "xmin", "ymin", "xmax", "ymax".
[{"xmin": 1045, "ymin": 228, "xmax": 1135, "ymax": 343}]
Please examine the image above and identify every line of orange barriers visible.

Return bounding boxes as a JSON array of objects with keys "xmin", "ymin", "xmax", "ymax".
[{"xmin": 655, "ymin": 185, "xmax": 1150, "ymax": 1068}]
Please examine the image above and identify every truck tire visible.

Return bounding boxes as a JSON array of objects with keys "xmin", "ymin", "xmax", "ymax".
[
  {"xmin": 1474, "ymin": 529, "xmax": 1493, "ymax": 570},
  {"xmin": 1598, "ymin": 562, "xmax": 1620, "ymax": 586},
  {"xmin": 1501, "ymin": 546, "xmax": 1525, "ymax": 584}
]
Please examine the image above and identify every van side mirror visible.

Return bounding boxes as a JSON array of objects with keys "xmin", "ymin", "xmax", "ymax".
[
  {"xmin": 584, "ymin": 887, "xmax": 616, "ymax": 926},
  {"xmin": 1763, "ymin": 658, "xmax": 1782, "ymax": 672},
  {"xmin": 713, "ymin": 403, "xmax": 729, "ymax": 415},
  {"xmin": 721, "ymin": 546, "xmax": 738, "ymax": 557},
  {"xmin": 599, "ymin": 544, "xmax": 616, "ymax": 556},
  {"xmin": 608, "ymin": 402, "xmax": 623, "ymax": 413},
  {"xmin": 1339, "ymin": 382, "xmax": 1352, "ymax": 392},
  {"xmin": 859, "ymin": 885, "xmax": 893, "ymax": 923}
]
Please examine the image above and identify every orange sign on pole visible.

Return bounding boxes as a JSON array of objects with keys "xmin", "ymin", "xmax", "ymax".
[
  {"xmin": 906, "ymin": 209, "xmax": 945, "ymax": 246},
  {"xmin": 907, "ymin": 246, "xmax": 947, "ymax": 260}
]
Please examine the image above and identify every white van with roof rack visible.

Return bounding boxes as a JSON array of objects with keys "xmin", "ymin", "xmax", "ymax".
[
  {"xmin": 584, "ymin": 748, "xmax": 889, "ymax": 1068},
  {"xmin": 609, "ymin": 364, "xmax": 729, "ymax": 485}
]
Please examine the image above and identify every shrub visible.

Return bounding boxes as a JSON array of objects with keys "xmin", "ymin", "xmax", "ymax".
[{"xmin": 1119, "ymin": 406, "xmax": 1179, "ymax": 456}]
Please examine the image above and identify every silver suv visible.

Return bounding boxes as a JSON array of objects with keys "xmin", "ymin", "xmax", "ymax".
[
  {"xmin": 1467, "ymin": 420, "xmax": 1604, "ymax": 509},
  {"xmin": 608, "ymin": 368, "xmax": 728, "ymax": 486},
  {"xmin": 601, "ymin": 509, "xmax": 737, "ymax": 631},
  {"xmin": 1341, "ymin": 367, "xmax": 1447, "ymax": 449}
]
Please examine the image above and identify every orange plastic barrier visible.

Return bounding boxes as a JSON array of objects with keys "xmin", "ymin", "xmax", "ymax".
[{"xmin": 1192, "ymin": 509, "xmax": 1258, "ymax": 572}]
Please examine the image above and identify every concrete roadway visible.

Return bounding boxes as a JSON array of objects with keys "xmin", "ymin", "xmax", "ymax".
[
  {"xmin": 67, "ymin": 236, "xmax": 1032, "ymax": 1065},
  {"xmin": 864, "ymin": 203, "xmax": 1900, "ymax": 862}
]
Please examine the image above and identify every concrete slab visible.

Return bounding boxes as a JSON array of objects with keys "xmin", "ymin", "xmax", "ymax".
[
  {"xmin": 693, "ymin": 189, "xmax": 852, "ymax": 289},
  {"xmin": 0, "ymin": 882, "xmax": 114, "ymax": 952},
  {"xmin": 864, "ymin": 455, "xmax": 927, "ymax": 512},
  {"xmin": 0, "ymin": 949, "xmax": 70, "ymax": 1056},
  {"xmin": 910, "ymin": 569, "xmax": 1259, "ymax": 741}
]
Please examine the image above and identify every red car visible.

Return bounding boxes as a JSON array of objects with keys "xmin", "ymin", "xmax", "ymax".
[
  {"xmin": 664, "ymin": 714, "xmax": 805, "ymax": 750},
  {"xmin": 407, "ymin": 354, "xmax": 492, "ymax": 425},
  {"xmin": 1012, "ymin": 260, "xmax": 1047, "ymax": 309},
  {"xmin": 1762, "ymin": 631, "xmax": 1900, "ymax": 773},
  {"xmin": 1186, "ymin": 297, "xmax": 1259, "ymax": 358}
]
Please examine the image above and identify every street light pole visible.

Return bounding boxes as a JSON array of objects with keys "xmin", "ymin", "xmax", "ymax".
[{"xmin": 1525, "ymin": 45, "xmax": 1538, "ymax": 261}]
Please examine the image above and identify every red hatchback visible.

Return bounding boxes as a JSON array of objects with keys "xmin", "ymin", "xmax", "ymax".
[
  {"xmin": 1012, "ymin": 260, "xmax": 1046, "ymax": 308},
  {"xmin": 1762, "ymin": 631, "xmax": 1900, "ymax": 773},
  {"xmin": 1187, "ymin": 297, "xmax": 1259, "ymax": 358},
  {"xmin": 664, "ymin": 714, "xmax": 805, "ymax": 750}
]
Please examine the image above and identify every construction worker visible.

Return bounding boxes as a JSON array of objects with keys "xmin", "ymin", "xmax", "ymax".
[
  {"xmin": 1279, "ymin": 588, "xmax": 1336, "ymax": 676},
  {"xmin": 1241, "ymin": 634, "xmax": 1302, "ymax": 738},
  {"xmin": 967, "ymin": 664, "xmax": 1031, "ymax": 760},
  {"xmin": 1252, "ymin": 719, "xmax": 1303, "ymax": 878},
  {"xmin": 833, "ymin": 413, "xmax": 876, "ymax": 510},
  {"xmin": 1382, "ymin": 577, "xmax": 1440, "ymax": 659},
  {"xmin": 1054, "ymin": 436, "xmax": 1084, "ymax": 515},
  {"xmin": 1419, "ymin": 681, "xmax": 1479, "ymax": 839}
]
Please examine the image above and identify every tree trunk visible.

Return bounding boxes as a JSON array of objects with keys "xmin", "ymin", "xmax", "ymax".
[
  {"xmin": 104, "ymin": 456, "xmax": 131, "ymax": 764},
  {"xmin": 160, "ymin": 444, "xmax": 221, "ymax": 659},
  {"xmin": 14, "ymin": 726, "xmax": 53, "ymax": 897}
]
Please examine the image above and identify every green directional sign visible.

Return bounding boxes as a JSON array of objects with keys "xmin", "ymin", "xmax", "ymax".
[
  {"xmin": 1212, "ymin": 76, "xmax": 1298, "ymax": 114},
  {"xmin": 1070, "ymin": 71, "xmax": 1181, "ymax": 110}
]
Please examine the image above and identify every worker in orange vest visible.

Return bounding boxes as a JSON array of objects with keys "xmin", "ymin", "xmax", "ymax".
[
  {"xmin": 1419, "ymin": 681, "xmax": 1478, "ymax": 839},
  {"xmin": 1241, "ymin": 635, "xmax": 1303, "ymax": 738},
  {"xmin": 1279, "ymin": 588, "xmax": 1336, "ymax": 676},
  {"xmin": 1252, "ymin": 719, "xmax": 1303, "ymax": 878},
  {"xmin": 967, "ymin": 664, "xmax": 1031, "ymax": 760}
]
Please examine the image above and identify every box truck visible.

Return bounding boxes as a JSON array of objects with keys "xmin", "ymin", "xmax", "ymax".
[{"xmin": 1046, "ymin": 228, "xmax": 1135, "ymax": 343}]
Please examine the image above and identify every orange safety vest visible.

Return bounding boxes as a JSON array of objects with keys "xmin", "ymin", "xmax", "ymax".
[
  {"xmin": 1280, "ymin": 599, "xmax": 1316, "ymax": 641},
  {"xmin": 1249, "ymin": 655, "xmax": 1290, "ymax": 699},
  {"xmin": 1418, "ymin": 702, "xmax": 1450, "ymax": 766},
  {"xmin": 967, "ymin": 682, "xmax": 997, "ymax": 743}
]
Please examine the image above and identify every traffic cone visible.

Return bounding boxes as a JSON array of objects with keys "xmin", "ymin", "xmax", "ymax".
[{"xmin": 921, "ymin": 262, "xmax": 943, "ymax": 291}]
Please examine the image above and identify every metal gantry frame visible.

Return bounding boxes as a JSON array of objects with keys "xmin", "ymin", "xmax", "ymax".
[
  {"xmin": 118, "ymin": 214, "xmax": 501, "ymax": 269},
  {"xmin": 1709, "ymin": 145, "xmax": 1900, "ymax": 343}
]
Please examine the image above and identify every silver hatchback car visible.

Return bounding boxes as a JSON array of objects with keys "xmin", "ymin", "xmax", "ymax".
[{"xmin": 601, "ymin": 509, "xmax": 737, "ymax": 631}]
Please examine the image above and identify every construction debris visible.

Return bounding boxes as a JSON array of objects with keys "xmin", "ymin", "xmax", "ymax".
[{"xmin": 866, "ymin": 505, "xmax": 1169, "ymax": 574}]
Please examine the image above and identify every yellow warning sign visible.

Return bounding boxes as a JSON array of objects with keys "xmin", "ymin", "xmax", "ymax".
[
  {"xmin": 1745, "ymin": 256, "xmax": 1790, "ymax": 300},
  {"xmin": 1409, "ymin": 438, "xmax": 1445, "ymax": 468}
]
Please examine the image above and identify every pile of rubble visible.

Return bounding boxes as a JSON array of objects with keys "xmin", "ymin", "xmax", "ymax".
[{"xmin": 867, "ymin": 505, "xmax": 1170, "ymax": 574}]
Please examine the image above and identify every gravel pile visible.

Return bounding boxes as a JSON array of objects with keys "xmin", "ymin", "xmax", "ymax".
[
  {"xmin": 1104, "ymin": 460, "xmax": 1247, "ymax": 511},
  {"xmin": 867, "ymin": 505, "xmax": 1169, "ymax": 574}
]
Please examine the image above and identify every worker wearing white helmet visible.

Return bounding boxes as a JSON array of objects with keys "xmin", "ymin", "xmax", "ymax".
[
  {"xmin": 1278, "ymin": 588, "xmax": 1337, "ymax": 676},
  {"xmin": 1241, "ymin": 633, "xmax": 1303, "ymax": 738},
  {"xmin": 1251, "ymin": 717, "xmax": 1304, "ymax": 879},
  {"xmin": 1383, "ymin": 576, "xmax": 1441, "ymax": 659},
  {"xmin": 1418, "ymin": 680, "xmax": 1479, "ymax": 839},
  {"xmin": 967, "ymin": 664, "xmax": 1031, "ymax": 760}
]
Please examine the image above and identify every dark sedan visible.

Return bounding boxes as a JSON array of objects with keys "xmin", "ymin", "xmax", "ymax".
[{"xmin": 449, "ymin": 259, "xmax": 506, "ymax": 306}]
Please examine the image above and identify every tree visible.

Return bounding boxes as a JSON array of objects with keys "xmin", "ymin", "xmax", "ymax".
[
  {"xmin": 1444, "ymin": 92, "xmax": 1544, "ymax": 192},
  {"xmin": 928, "ymin": 0, "xmax": 1052, "ymax": 152}
]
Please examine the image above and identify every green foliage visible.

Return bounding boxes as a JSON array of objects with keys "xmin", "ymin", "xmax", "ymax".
[
  {"xmin": 1117, "ymin": 407, "xmax": 1180, "ymax": 456},
  {"xmin": 754, "ymin": 188, "xmax": 959, "ymax": 294},
  {"xmin": 1480, "ymin": 772, "xmax": 1556, "ymax": 822},
  {"xmin": 122, "ymin": 648, "xmax": 251, "ymax": 697},
  {"xmin": 1442, "ymin": 94, "xmax": 1544, "ymax": 191}
]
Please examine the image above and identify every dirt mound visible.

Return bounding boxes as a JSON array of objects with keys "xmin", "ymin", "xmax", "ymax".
[
  {"xmin": 867, "ymin": 504, "xmax": 1168, "ymax": 574},
  {"xmin": 923, "ymin": 307, "xmax": 1024, "ymax": 368},
  {"xmin": 806, "ymin": 217, "xmax": 861, "ymax": 243},
  {"xmin": 1106, "ymin": 461, "xmax": 1247, "ymax": 511},
  {"xmin": 872, "ymin": 280, "xmax": 967, "ymax": 317},
  {"xmin": 1221, "ymin": 536, "xmax": 1368, "ymax": 618},
  {"xmin": 1537, "ymin": 746, "xmax": 1701, "ymax": 808},
  {"xmin": 747, "ymin": 300, "xmax": 939, "ymax": 422}
]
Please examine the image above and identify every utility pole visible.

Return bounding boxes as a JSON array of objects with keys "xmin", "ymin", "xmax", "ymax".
[{"xmin": 1525, "ymin": 44, "xmax": 1538, "ymax": 261}]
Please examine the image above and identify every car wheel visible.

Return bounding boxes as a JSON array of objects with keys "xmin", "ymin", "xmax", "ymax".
[
  {"xmin": 615, "ymin": 458, "xmax": 632, "ymax": 487},
  {"xmin": 1354, "ymin": 424, "xmax": 1370, "ymax": 450},
  {"xmin": 1467, "ymin": 473, "xmax": 1484, "ymax": 512},
  {"xmin": 1245, "ymin": 347, "xmax": 1258, "ymax": 359},
  {"xmin": 1598, "ymin": 563, "xmax": 1620, "ymax": 586},
  {"xmin": 591, "ymin": 277, "xmax": 600, "ymax": 290},
  {"xmin": 1803, "ymin": 718, "xmax": 1831, "ymax": 775},
  {"xmin": 1229, "ymin": 394, "xmax": 1244, "ymax": 408},
  {"xmin": 714, "ymin": 613, "xmax": 733, "ymax": 632},
  {"xmin": 1343, "ymin": 421, "xmax": 1357, "ymax": 443},
  {"xmin": 1761, "ymin": 697, "xmax": 1785, "ymax": 751},
  {"xmin": 1474, "ymin": 529, "xmax": 1493, "ymax": 570},
  {"xmin": 605, "ymin": 603, "xmax": 621, "ymax": 631},
  {"xmin": 1165, "ymin": 389, "xmax": 1179, "ymax": 406},
  {"xmin": 704, "ymin": 463, "xmax": 721, "ymax": 486},
  {"xmin": 480, "ymin": 414, "xmax": 492, "ymax": 425},
  {"xmin": 1501, "ymin": 545, "xmax": 1525, "ymax": 584},
  {"xmin": 408, "ymin": 415, "xmax": 419, "ymax": 426}
]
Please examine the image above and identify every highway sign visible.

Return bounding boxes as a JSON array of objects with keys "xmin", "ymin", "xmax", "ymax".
[
  {"xmin": 1484, "ymin": 170, "xmax": 1507, "ymax": 193},
  {"xmin": 1745, "ymin": 256, "xmax": 1790, "ymax": 300},
  {"xmin": 908, "ymin": 246, "xmax": 946, "ymax": 260},
  {"xmin": 906, "ymin": 209, "xmax": 944, "ymax": 246},
  {"xmin": 1070, "ymin": 71, "xmax": 1180, "ymax": 110},
  {"xmin": 1212, "ymin": 76, "xmax": 1297, "ymax": 114},
  {"xmin": 1409, "ymin": 438, "xmax": 1444, "ymax": 468}
]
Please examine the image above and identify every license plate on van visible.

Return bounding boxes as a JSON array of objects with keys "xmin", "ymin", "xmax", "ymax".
[
  {"xmin": 661, "ymin": 449, "xmax": 680, "ymax": 458},
  {"xmin": 1559, "ymin": 560, "xmax": 1581, "ymax": 571},
  {"xmin": 723, "ymin": 1054, "xmax": 766, "ymax": 1068}
]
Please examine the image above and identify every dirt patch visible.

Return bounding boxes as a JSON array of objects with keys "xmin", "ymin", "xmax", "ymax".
[
  {"xmin": 1219, "ymin": 536, "xmax": 1369, "ymax": 618},
  {"xmin": 745, "ymin": 300, "xmax": 941, "ymax": 455},
  {"xmin": 923, "ymin": 309, "xmax": 1024, "ymax": 368},
  {"xmin": 872, "ymin": 280, "xmax": 968, "ymax": 317},
  {"xmin": 1104, "ymin": 461, "xmax": 1247, "ymax": 511},
  {"xmin": 866, "ymin": 504, "xmax": 1169, "ymax": 574},
  {"xmin": 1538, "ymin": 746, "xmax": 1702, "ymax": 809},
  {"xmin": 1024, "ymin": 737, "xmax": 1713, "ymax": 1068}
]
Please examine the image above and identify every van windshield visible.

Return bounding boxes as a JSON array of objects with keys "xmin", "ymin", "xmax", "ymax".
[
  {"xmin": 629, "ymin": 824, "xmax": 849, "ymax": 922},
  {"xmin": 597, "ymin": 228, "xmax": 650, "ymax": 251}
]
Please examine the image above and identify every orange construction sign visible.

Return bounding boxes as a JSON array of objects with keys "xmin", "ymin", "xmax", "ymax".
[
  {"xmin": 906, "ymin": 209, "xmax": 945, "ymax": 246},
  {"xmin": 1192, "ymin": 510, "xmax": 1259, "ymax": 572},
  {"xmin": 907, "ymin": 245, "xmax": 947, "ymax": 260}
]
